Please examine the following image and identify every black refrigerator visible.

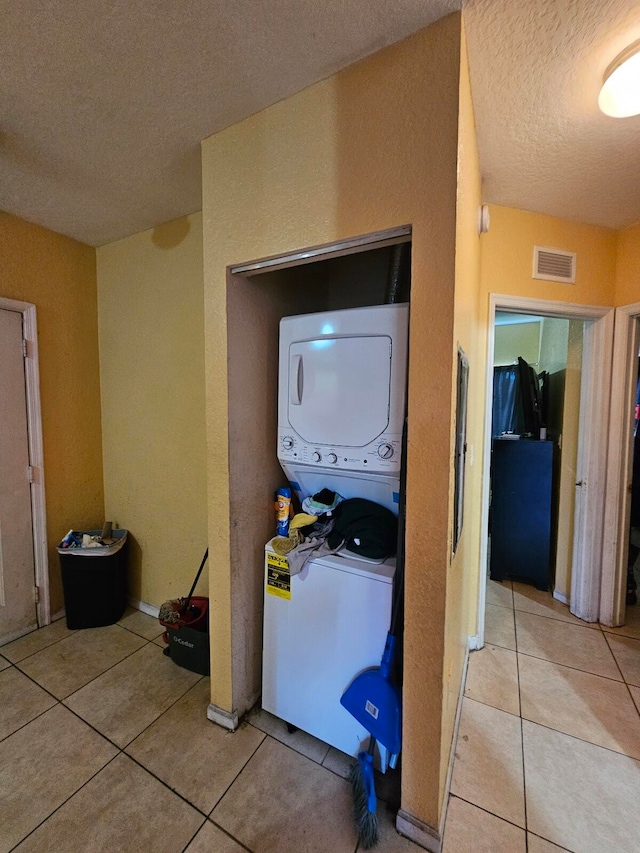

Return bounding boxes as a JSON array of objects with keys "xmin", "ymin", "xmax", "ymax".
[{"xmin": 489, "ymin": 438, "xmax": 554, "ymax": 590}]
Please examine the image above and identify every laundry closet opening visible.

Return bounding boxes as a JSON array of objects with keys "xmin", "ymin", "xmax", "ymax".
[{"xmin": 224, "ymin": 227, "xmax": 412, "ymax": 731}]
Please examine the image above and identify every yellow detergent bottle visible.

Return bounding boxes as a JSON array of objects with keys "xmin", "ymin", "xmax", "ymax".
[{"xmin": 275, "ymin": 487, "xmax": 292, "ymax": 536}]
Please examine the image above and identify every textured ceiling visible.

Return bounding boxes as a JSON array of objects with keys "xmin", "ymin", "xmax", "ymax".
[
  {"xmin": 465, "ymin": 0, "xmax": 640, "ymax": 230},
  {"xmin": 2, "ymin": 1, "xmax": 640, "ymax": 246},
  {"xmin": 0, "ymin": 0, "xmax": 459, "ymax": 246}
]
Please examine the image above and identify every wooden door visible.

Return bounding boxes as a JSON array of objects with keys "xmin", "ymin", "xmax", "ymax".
[{"xmin": 0, "ymin": 307, "xmax": 36, "ymax": 643}]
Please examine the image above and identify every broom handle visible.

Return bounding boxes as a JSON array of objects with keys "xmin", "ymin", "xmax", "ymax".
[{"xmin": 181, "ymin": 548, "xmax": 209, "ymax": 615}]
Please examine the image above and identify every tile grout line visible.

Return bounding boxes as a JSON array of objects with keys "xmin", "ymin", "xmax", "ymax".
[
  {"xmin": 0, "ymin": 629, "xmax": 80, "ymax": 665},
  {"xmin": 124, "ymin": 751, "xmax": 213, "ymax": 817},
  {"xmin": 189, "ymin": 818, "xmax": 256, "ymax": 853},
  {"xmin": 447, "ymin": 794, "xmax": 528, "ymax": 836},
  {"xmin": 212, "ymin": 725, "xmax": 364, "ymax": 843},
  {"xmin": 463, "ymin": 689, "xmax": 640, "ymax": 763},
  {"xmin": 6, "ymin": 674, "xmax": 343, "ymax": 851},
  {"xmin": 2, "ymin": 622, "xmax": 244, "ymax": 852},
  {"xmin": 601, "ymin": 630, "xmax": 640, "ymax": 721},
  {"xmin": 14, "ymin": 628, "xmax": 155, "ymax": 700},
  {"xmin": 6, "ymin": 750, "xmax": 123, "ymax": 853},
  {"xmin": 7, "ymin": 653, "xmax": 209, "ymax": 796},
  {"xmin": 118, "ymin": 672, "xmax": 205, "ymax": 751},
  {"xmin": 12, "ymin": 681, "xmax": 254, "ymax": 849},
  {"xmin": 470, "ymin": 649, "xmax": 640, "ymax": 760},
  {"xmin": 514, "ymin": 607, "xmax": 603, "ymax": 632},
  {"xmin": 179, "ymin": 816, "xmax": 209, "ymax": 853},
  {"xmin": 2, "ymin": 648, "xmax": 170, "ymax": 727},
  {"xmin": 451, "ymin": 795, "xmax": 573, "ymax": 853},
  {"xmin": 0, "ymin": 695, "xmax": 57, "ymax": 745},
  {"xmin": 513, "ymin": 612, "xmax": 529, "ymax": 852},
  {"xmin": 245, "ymin": 716, "xmax": 371, "ymax": 788},
  {"xmin": 0, "ymin": 609, "xmax": 162, "ymax": 666},
  {"xmin": 516, "ymin": 621, "xmax": 640, "ymax": 762},
  {"xmin": 204, "ymin": 730, "xmax": 269, "ymax": 816},
  {"xmin": 516, "ymin": 648, "xmax": 627, "ymax": 684},
  {"xmin": 62, "ymin": 632, "xmax": 181, "ymax": 702},
  {"xmin": 519, "ymin": 715, "xmax": 640, "ymax": 762},
  {"xmin": 602, "ymin": 625, "xmax": 640, "ymax": 636}
]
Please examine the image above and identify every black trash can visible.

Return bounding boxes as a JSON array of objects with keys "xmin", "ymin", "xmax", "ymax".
[{"xmin": 57, "ymin": 530, "xmax": 128, "ymax": 629}]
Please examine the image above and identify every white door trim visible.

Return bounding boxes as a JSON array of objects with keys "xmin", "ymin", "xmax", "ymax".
[
  {"xmin": 570, "ymin": 309, "xmax": 615, "ymax": 621},
  {"xmin": 600, "ymin": 302, "xmax": 640, "ymax": 626},
  {"xmin": 476, "ymin": 294, "xmax": 613, "ymax": 646},
  {"xmin": 0, "ymin": 298, "xmax": 49, "ymax": 627}
]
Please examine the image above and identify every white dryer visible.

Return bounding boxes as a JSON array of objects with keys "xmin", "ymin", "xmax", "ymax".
[{"xmin": 277, "ymin": 303, "xmax": 409, "ymax": 512}]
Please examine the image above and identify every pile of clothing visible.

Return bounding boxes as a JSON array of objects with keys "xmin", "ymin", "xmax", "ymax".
[{"xmin": 272, "ymin": 489, "xmax": 398, "ymax": 575}]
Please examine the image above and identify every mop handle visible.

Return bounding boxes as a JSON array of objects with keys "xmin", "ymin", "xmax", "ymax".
[{"xmin": 181, "ymin": 548, "xmax": 209, "ymax": 615}]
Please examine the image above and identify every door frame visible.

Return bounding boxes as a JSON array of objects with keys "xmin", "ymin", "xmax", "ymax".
[
  {"xmin": 474, "ymin": 294, "xmax": 614, "ymax": 647},
  {"xmin": 0, "ymin": 297, "xmax": 49, "ymax": 630},
  {"xmin": 600, "ymin": 302, "xmax": 640, "ymax": 626}
]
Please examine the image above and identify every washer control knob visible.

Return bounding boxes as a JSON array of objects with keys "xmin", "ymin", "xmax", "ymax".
[
  {"xmin": 327, "ymin": 453, "xmax": 338, "ymax": 464},
  {"xmin": 312, "ymin": 451, "xmax": 322, "ymax": 462},
  {"xmin": 377, "ymin": 443, "xmax": 394, "ymax": 459},
  {"xmin": 282, "ymin": 436, "xmax": 294, "ymax": 449}
]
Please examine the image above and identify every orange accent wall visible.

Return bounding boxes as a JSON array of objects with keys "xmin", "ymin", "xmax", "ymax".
[
  {"xmin": 0, "ymin": 211, "xmax": 104, "ymax": 613},
  {"xmin": 480, "ymin": 205, "xmax": 617, "ymax": 307},
  {"xmin": 616, "ymin": 223, "xmax": 640, "ymax": 306}
]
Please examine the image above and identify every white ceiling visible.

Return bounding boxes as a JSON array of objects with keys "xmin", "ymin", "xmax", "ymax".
[
  {"xmin": 465, "ymin": 0, "xmax": 640, "ymax": 231},
  {"xmin": 1, "ymin": 0, "xmax": 640, "ymax": 246}
]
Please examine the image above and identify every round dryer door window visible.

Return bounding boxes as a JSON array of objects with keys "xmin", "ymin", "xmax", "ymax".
[{"xmin": 287, "ymin": 335, "xmax": 391, "ymax": 446}]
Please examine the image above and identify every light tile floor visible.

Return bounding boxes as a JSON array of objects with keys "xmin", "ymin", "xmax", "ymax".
[
  {"xmin": 446, "ymin": 580, "xmax": 640, "ymax": 853},
  {"xmin": 0, "ymin": 608, "xmax": 415, "ymax": 853},
  {"xmin": 2, "ymin": 593, "xmax": 640, "ymax": 852}
]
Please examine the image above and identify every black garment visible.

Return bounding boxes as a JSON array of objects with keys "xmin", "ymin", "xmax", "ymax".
[
  {"xmin": 627, "ymin": 431, "xmax": 640, "ymax": 605},
  {"xmin": 310, "ymin": 488, "xmax": 339, "ymax": 508},
  {"xmin": 327, "ymin": 498, "xmax": 398, "ymax": 559}
]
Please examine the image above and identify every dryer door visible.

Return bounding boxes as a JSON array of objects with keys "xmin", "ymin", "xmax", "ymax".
[{"xmin": 287, "ymin": 335, "xmax": 391, "ymax": 446}]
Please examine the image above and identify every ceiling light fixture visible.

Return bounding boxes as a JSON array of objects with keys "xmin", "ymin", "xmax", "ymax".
[{"xmin": 598, "ymin": 38, "xmax": 640, "ymax": 117}]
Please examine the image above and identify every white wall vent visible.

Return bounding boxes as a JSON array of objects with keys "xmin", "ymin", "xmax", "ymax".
[{"xmin": 532, "ymin": 246, "xmax": 576, "ymax": 284}]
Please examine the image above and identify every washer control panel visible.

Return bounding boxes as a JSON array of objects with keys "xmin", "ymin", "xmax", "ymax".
[{"xmin": 278, "ymin": 430, "xmax": 402, "ymax": 474}]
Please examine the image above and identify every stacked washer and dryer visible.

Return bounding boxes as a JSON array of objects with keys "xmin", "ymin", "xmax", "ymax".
[{"xmin": 262, "ymin": 302, "xmax": 409, "ymax": 760}]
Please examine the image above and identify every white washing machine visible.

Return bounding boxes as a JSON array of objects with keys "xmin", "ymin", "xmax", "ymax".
[{"xmin": 262, "ymin": 539, "xmax": 395, "ymax": 758}]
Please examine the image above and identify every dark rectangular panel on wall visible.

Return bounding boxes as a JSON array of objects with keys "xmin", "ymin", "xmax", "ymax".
[{"xmin": 490, "ymin": 439, "xmax": 554, "ymax": 590}]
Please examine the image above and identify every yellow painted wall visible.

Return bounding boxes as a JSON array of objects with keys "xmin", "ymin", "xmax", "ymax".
[
  {"xmin": 202, "ymin": 14, "xmax": 462, "ymax": 831},
  {"xmin": 494, "ymin": 321, "xmax": 541, "ymax": 366},
  {"xmin": 481, "ymin": 206, "xmax": 617, "ymax": 307},
  {"xmin": 441, "ymin": 21, "xmax": 482, "ymax": 810},
  {"xmin": 0, "ymin": 211, "xmax": 103, "ymax": 613},
  {"xmin": 480, "ymin": 207, "xmax": 617, "ymax": 605},
  {"xmin": 616, "ymin": 223, "xmax": 640, "ymax": 305},
  {"xmin": 96, "ymin": 214, "xmax": 208, "ymax": 606}
]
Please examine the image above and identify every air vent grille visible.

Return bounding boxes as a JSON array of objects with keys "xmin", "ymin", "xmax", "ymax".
[{"xmin": 533, "ymin": 246, "xmax": 576, "ymax": 283}]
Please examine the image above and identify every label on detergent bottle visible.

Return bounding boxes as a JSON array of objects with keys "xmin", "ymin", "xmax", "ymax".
[{"xmin": 266, "ymin": 552, "xmax": 291, "ymax": 600}]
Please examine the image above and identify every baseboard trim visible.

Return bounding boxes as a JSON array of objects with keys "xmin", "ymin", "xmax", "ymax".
[
  {"xmin": 553, "ymin": 589, "xmax": 569, "ymax": 606},
  {"xmin": 128, "ymin": 597, "xmax": 160, "ymax": 618},
  {"xmin": 467, "ymin": 633, "xmax": 481, "ymax": 651},
  {"xmin": 396, "ymin": 810, "xmax": 441, "ymax": 852},
  {"xmin": 51, "ymin": 608, "xmax": 66, "ymax": 622},
  {"xmin": 207, "ymin": 703, "xmax": 239, "ymax": 731}
]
